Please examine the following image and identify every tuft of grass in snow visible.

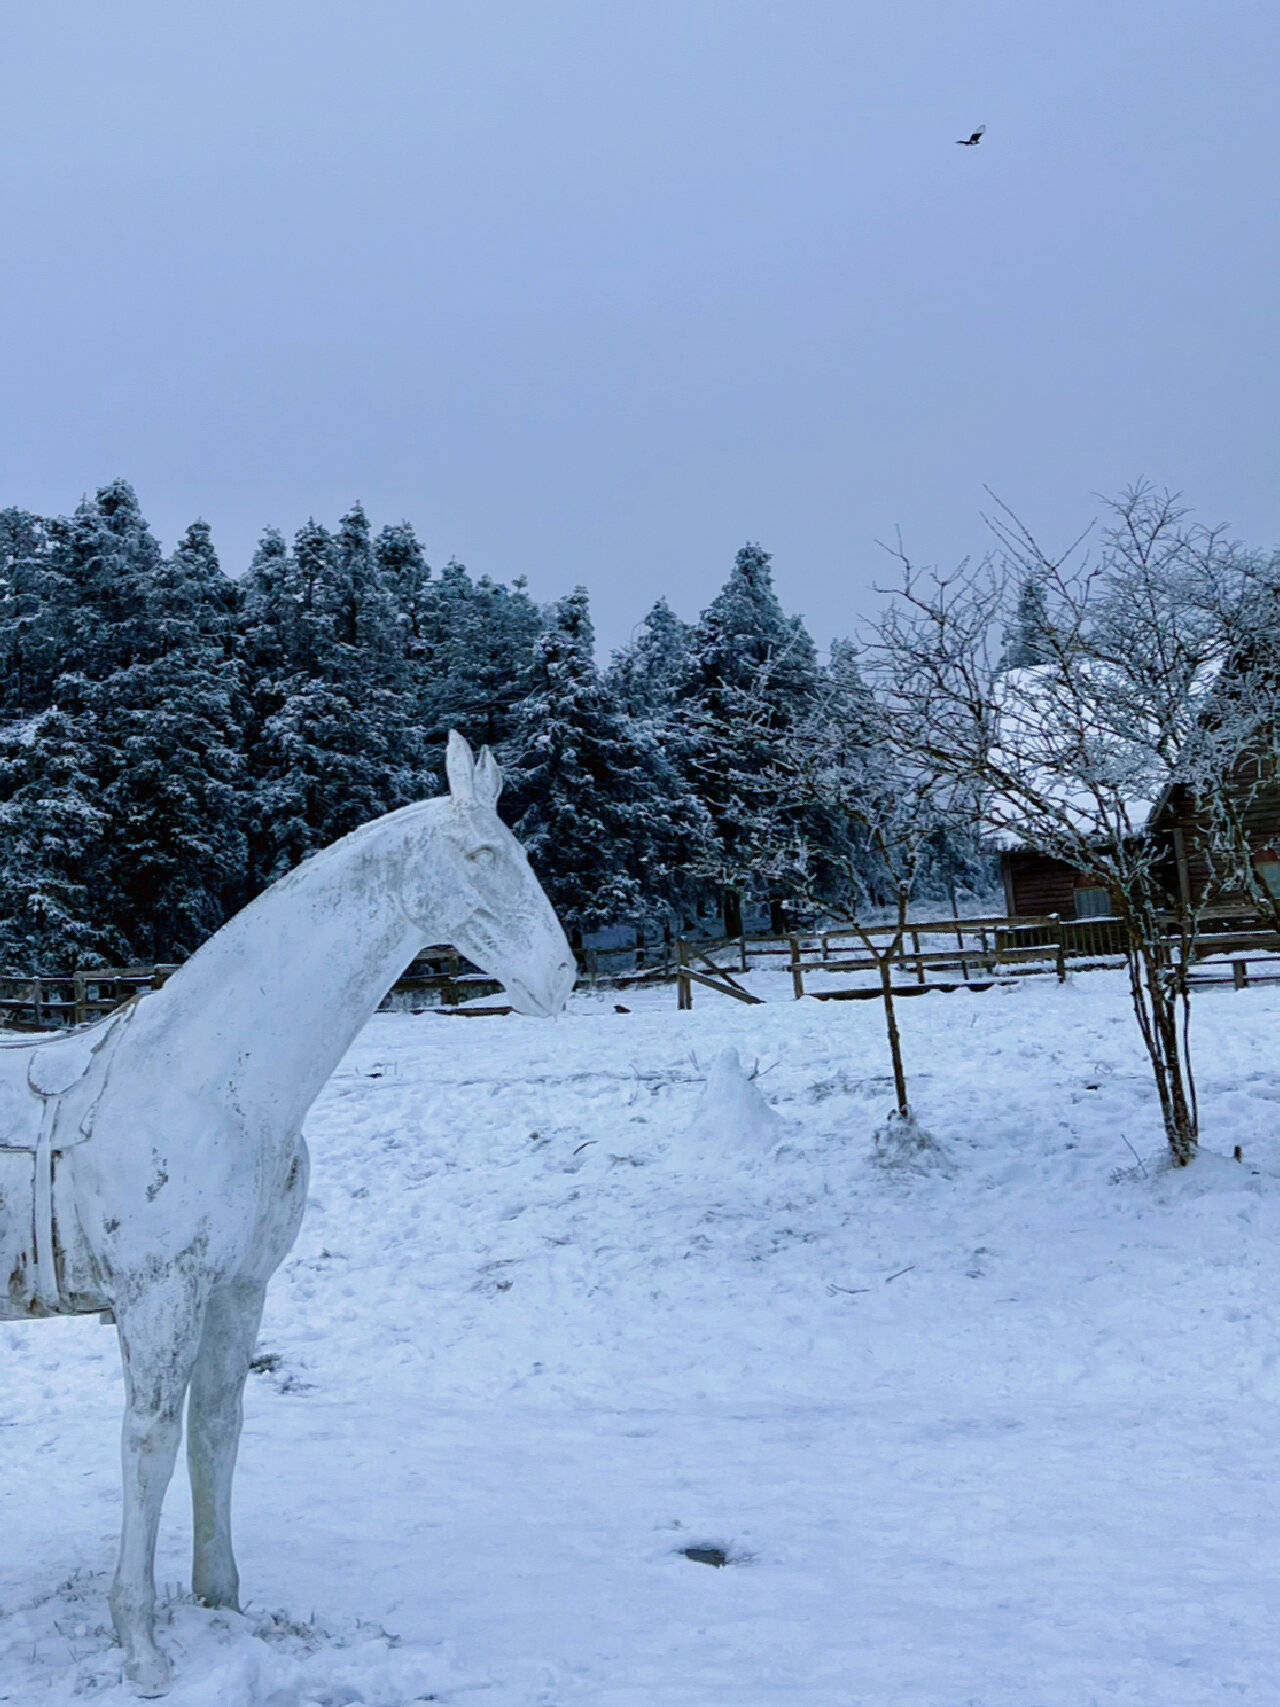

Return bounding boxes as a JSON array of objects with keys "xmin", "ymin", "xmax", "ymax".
[{"xmin": 871, "ymin": 1108, "xmax": 952, "ymax": 1174}]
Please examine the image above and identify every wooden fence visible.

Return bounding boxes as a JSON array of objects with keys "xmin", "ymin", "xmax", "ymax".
[
  {"xmin": 670, "ymin": 913, "xmax": 1074, "ymax": 1007},
  {"xmin": 0, "ymin": 947, "xmax": 505, "ymax": 1032},
  {"xmin": 0, "ymin": 965, "xmax": 180, "ymax": 1030},
  {"xmin": 5, "ymin": 911, "xmax": 1278, "ymax": 1030},
  {"xmin": 666, "ymin": 909, "xmax": 1280, "ymax": 1008}
]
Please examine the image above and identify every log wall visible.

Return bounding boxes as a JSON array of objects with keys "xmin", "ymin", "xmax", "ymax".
[{"xmin": 1002, "ymin": 850, "xmax": 1081, "ymax": 919}]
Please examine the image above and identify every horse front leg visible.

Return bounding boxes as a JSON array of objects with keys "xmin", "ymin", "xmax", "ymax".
[
  {"xmin": 110, "ymin": 1285, "xmax": 206, "ymax": 1696},
  {"xmin": 186, "ymin": 1280, "xmax": 267, "ymax": 1610}
]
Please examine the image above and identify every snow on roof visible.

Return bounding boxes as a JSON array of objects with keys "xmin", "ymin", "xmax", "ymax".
[{"xmin": 984, "ymin": 664, "xmax": 1164, "ymax": 851}]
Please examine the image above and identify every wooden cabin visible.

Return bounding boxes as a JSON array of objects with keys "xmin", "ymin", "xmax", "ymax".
[
  {"xmin": 1000, "ymin": 849, "xmax": 1114, "ymax": 921},
  {"xmin": 1000, "ymin": 779, "xmax": 1280, "ymax": 922},
  {"xmin": 996, "ymin": 637, "xmax": 1280, "ymax": 923}
]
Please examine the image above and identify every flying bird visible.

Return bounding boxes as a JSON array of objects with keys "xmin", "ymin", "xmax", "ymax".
[{"xmin": 956, "ymin": 125, "xmax": 986, "ymax": 146}]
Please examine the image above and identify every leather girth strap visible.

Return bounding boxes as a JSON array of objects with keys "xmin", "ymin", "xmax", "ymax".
[
  {"xmin": 32, "ymin": 1096, "xmax": 60, "ymax": 1310},
  {"xmin": 24, "ymin": 998, "xmax": 139, "ymax": 1313}
]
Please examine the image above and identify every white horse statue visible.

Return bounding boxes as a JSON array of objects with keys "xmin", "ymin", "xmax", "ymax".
[{"xmin": 0, "ymin": 732, "xmax": 573, "ymax": 1693}]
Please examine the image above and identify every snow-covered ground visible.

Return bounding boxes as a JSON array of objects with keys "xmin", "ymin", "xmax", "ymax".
[{"xmin": 2, "ymin": 965, "xmax": 1279, "ymax": 1704}]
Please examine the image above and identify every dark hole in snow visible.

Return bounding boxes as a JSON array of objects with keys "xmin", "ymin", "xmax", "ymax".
[
  {"xmin": 681, "ymin": 1545, "xmax": 729, "ymax": 1567},
  {"xmin": 249, "ymin": 1351, "xmax": 283, "ymax": 1375}
]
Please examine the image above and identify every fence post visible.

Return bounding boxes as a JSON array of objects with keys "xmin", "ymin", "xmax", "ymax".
[
  {"xmin": 676, "ymin": 938, "xmax": 692, "ymax": 1010},
  {"xmin": 1054, "ymin": 917, "xmax": 1067, "ymax": 984},
  {"xmin": 1233, "ymin": 959, "xmax": 1248, "ymax": 990},
  {"xmin": 740, "ymin": 931, "xmax": 748, "ymax": 973},
  {"xmin": 911, "ymin": 929, "xmax": 925, "ymax": 985},
  {"xmin": 788, "ymin": 936, "xmax": 804, "ymax": 1000}
]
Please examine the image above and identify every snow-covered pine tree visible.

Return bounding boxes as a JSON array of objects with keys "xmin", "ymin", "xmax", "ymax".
[
  {"xmin": 48, "ymin": 478, "xmax": 163, "ymax": 683},
  {"xmin": 0, "ymin": 498, "xmax": 250, "ymax": 976},
  {"xmin": 606, "ymin": 597, "xmax": 694, "ymax": 717},
  {"xmin": 146, "ymin": 517, "xmax": 240, "ymax": 659},
  {"xmin": 0, "ymin": 507, "xmax": 70, "ymax": 716},
  {"xmin": 0, "ymin": 493, "xmax": 250, "ymax": 967},
  {"xmin": 1001, "ymin": 573, "xmax": 1055, "ymax": 668},
  {"xmin": 76, "ymin": 516, "xmax": 250, "ymax": 961},
  {"xmin": 793, "ymin": 638, "xmax": 990, "ymax": 915},
  {"xmin": 75, "ymin": 659, "xmax": 248, "ymax": 963},
  {"xmin": 289, "ymin": 518, "xmax": 338, "ymax": 672},
  {"xmin": 503, "ymin": 588, "xmax": 713, "ymax": 938},
  {"xmin": 375, "ymin": 520, "xmax": 432, "ymax": 673},
  {"xmin": 246, "ymin": 678, "xmax": 430, "ymax": 882},
  {"xmin": 680, "ymin": 542, "xmax": 823, "ymax": 932},
  {"xmin": 415, "ymin": 559, "xmax": 542, "ymax": 757},
  {"xmin": 239, "ymin": 526, "xmax": 292, "ymax": 644},
  {"xmin": 240, "ymin": 511, "xmax": 431, "ymax": 889},
  {"xmin": 0, "ymin": 707, "xmax": 125, "ymax": 972},
  {"xmin": 801, "ymin": 638, "xmax": 886, "ymax": 903},
  {"xmin": 605, "ymin": 596, "xmax": 701, "ymax": 851},
  {"xmin": 330, "ymin": 503, "xmax": 398, "ymax": 664}
]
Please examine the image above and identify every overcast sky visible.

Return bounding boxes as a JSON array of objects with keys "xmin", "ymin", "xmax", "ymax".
[{"xmin": 1, "ymin": 1, "xmax": 1276, "ymax": 655}]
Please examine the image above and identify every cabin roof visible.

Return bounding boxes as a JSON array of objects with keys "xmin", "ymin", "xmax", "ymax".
[{"xmin": 983, "ymin": 665, "xmax": 1161, "ymax": 851}]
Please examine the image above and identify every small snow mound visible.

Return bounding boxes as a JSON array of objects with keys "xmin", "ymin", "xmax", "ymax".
[
  {"xmin": 682, "ymin": 1048, "xmax": 788, "ymax": 1161},
  {"xmin": 1148, "ymin": 1146, "xmax": 1268, "ymax": 1201},
  {"xmin": 871, "ymin": 1109, "xmax": 951, "ymax": 1175}
]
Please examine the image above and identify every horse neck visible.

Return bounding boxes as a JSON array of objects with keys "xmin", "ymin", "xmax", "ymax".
[{"xmin": 155, "ymin": 803, "xmax": 443, "ymax": 1129}]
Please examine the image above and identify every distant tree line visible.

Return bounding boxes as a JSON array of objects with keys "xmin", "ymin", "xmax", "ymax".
[{"xmin": 0, "ymin": 480, "xmax": 988, "ymax": 972}]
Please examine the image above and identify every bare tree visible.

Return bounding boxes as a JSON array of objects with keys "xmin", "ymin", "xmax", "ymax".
[
  {"xmin": 870, "ymin": 486, "xmax": 1265, "ymax": 1165},
  {"xmin": 762, "ymin": 651, "xmax": 980, "ymax": 1128}
]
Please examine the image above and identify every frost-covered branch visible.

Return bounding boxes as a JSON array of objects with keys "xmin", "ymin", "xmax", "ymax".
[{"xmin": 866, "ymin": 489, "xmax": 1271, "ymax": 1164}]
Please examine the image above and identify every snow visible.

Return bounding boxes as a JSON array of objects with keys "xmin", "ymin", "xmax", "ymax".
[
  {"xmin": 3, "ymin": 963, "xmax": 1280, "ymax": 1703},
  {"xmin": 987, "ymin": 665, "xmax": 1160, "ymax": 848},
  {"xmin": 679, "ymin": 1046, "xmax": 791, "ymax": 1166}
]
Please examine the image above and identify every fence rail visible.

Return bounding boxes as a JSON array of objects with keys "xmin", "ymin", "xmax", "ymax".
[
  {"xmin": 5, "ymin": 909, "xmax": 1276, "ymax": 1030},
  {"xmin": 667, "ymin": 908, "xmax": 1279, "ymax": 1008},
  {"xmin": 0, "ymin": 947, "xmax": 505, "ymax": 1032},
  {"xmin": 0, "ymin": 965, "xmax": 180, "ymax": 1030}
]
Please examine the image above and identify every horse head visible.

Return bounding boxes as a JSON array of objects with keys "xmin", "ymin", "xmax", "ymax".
[{"xmin": 406, "ymin": 731, "xmax": 575, "ymax": 1017}]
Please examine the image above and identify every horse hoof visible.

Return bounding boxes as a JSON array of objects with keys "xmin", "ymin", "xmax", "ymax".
[{"xmin": 124, "ymin": 1645, "xmax": 172, "ymax": 1696}]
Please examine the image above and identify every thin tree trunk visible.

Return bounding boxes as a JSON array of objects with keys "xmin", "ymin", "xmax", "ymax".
[
  {"xmin": 878, "ymin": 883, "xmax": 913, "ymax": 1120},
  {"xmin": 878, "ymin": 953, "xmax": 910, "ymax": 1118},
  {"xmin": 1124, "ymin": 924, "xmax": 1198, "ymax": 1165},
  {"xmin": 841, "ymin": 907, "xmax": 913, "ymax": 1121}
]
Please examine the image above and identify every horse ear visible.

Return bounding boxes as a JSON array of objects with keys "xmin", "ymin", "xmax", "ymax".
[
  {"xmin": 445, "ymin": 730, "xmax": 476, "ymax": 803},
  {"xmin": 475, "ymin": 746, "xmax": 503, "ymax": 807}
]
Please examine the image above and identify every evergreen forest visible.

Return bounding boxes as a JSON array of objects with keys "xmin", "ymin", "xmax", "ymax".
[{"xmin": 0, "ymin": 482, "xmax": 987, "ymax": 972}]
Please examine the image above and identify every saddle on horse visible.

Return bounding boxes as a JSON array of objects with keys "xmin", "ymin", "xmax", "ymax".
[{"xmin": 0, "ymin": 1000, "xmax": 139, "ymax": 1310}]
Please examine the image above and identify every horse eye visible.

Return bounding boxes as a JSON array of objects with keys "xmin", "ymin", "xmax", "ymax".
[{"xmin": 470, "ymin": 844, "xmax": 498, "ymax": 866}]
